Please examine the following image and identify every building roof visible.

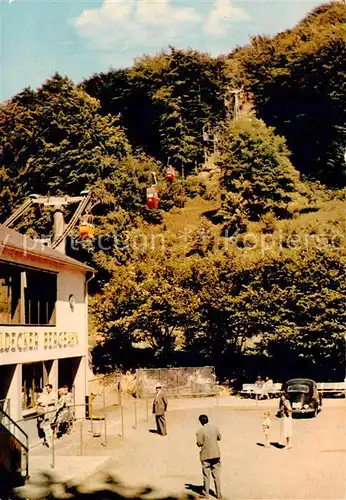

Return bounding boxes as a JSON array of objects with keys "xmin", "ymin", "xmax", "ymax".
[{"xmin": 0, "ymin": 225, "xmax": 93, "ymax": 272}]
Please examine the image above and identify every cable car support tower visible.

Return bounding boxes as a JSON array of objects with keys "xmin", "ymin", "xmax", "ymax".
[{"xmin": 3, "ymin": 191, "xmax": 93, "ymax": 254}]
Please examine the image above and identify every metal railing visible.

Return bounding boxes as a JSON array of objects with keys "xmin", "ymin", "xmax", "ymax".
[
  {"xmin": 10, "ymin": 388, "xmax": 222, "ymax": 476},
  {"xmin": 0, "ymin": 405, "xmax": 29, "ymax": 480},
  {"xmin": 14, "ymin": 395, "xmax": 156, "ymax": 466},
  {"xmin": 16, "ymin": 403, "xmax": 107, "ymax": 469},
  {"xmin": 0, "ymin": 398, "xmax": 11, "ymax": 421},
  {"xmin": 3, "ymin": 391, "xmax": 222, "ymax": 478}
]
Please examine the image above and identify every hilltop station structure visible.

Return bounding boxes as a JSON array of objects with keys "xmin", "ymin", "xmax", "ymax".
[{"xmin": 0, "ymin": 224, "xmax": 93, "ymax": 422}]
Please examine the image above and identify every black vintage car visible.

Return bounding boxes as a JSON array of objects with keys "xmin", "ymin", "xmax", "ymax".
[{"xmin": 284, "ymin": 378, "xmax": 323, "ymax": 417}]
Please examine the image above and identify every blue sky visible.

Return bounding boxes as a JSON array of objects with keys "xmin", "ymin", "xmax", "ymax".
[{"xmin": 1, "ymin": 0, "xmax": 327, "ymax": 101}]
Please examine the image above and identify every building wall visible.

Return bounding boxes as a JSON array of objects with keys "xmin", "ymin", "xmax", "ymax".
[
  {"xmin": 0, "ymin": 268, "xmax": 87, "ymax": 366},
  {"xmin": 0, "ymin": 253, "xmax": 89, "ymax": 421},
  {"xmin": 136, "ymin": 367, "xmax": 216, "ymax": 397}
]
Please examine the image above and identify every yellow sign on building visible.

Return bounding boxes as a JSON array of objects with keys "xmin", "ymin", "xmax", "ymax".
[{"xmin": 0, "ymin": 331, "xmax": 79, "ymax": 353}]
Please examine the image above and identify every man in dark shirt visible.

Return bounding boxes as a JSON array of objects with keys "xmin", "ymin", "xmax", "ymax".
[
  {"xmin": 152, "ymin": 384, "xmax": 168, "ymax": 436},
  {"xmin": 196, "ymin": 414, "xmax": 222, "ymax": 499}
]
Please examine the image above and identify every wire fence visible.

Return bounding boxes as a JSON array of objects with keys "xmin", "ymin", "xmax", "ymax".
[{"xmin": 15, "ymin": 396, "xmax": 156, "ymax": 471}]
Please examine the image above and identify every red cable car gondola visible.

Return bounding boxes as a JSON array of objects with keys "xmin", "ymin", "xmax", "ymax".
[
  {"xmin": 146, "ymin": 172, "xmax": 159, "ymax": 209},
  {"xmin": 166, "ymin": 166, "xmax": 176, "ymax": 181},
  {"xmin": 146, "ymin": 187, "xmax": 159, "ymax": 209}
]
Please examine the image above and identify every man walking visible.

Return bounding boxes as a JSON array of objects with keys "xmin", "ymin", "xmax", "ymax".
[
  {"xmin": 152, "ymin": 384, "xmax": 168, "ymax": 436},
  {"xmin": 196, "ymin": 414, "xmax": 222, "ymax": 499}
]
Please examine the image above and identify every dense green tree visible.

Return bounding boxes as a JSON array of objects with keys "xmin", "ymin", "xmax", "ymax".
[
  {"xmin": 91, "ymin": 232, "xmax": 346, "ymax": 379},
  {"xmin": 217, "ymin": 118, "xmax": 300, "ymax": 232},
  {"xmin": 255, "ymin": 247, "xmax": 346, "ymax": 380},
  {"xmin": 187, "ymin": 239, "xmax": 346, "ymax": 380},
  {"xmin": 82, "ymin": 48, "xmax": 230, "ymax": 173},
  {"xmin": 0, "ymin": 74, "xmax": 130, "ymax": 220},
  {"xmin": 91, "ymin": 249, "xmax": 201, "ymax": 366},
  {"xmin": 228, "ymin": 2, "xmax": 346, "ymax": 186}
]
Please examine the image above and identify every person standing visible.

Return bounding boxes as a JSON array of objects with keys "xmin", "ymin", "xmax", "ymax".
[
  {"xmin": 280, "ymin": 392, "xmax": 293, "ymax": 449},
  {"xmin": 45, "ymin": 383, "xmax": 57, "ymax": 406},
  {"xmin": 196, "ymin": 414, "xmax": 222, "ymax": 499},
  {"xmin": 37, "ymin": 388, "xmax": 55, "ymax": 447},
  {"xmin": 262, "ymin": 411, "xmax": 271, "ymax": 447},
  {"xmin": 63, "ymin": 385, "xmax": 74, "ymax": 434},
  {"xmin": 52, "ymin": 388, "xmax": 66, "ymax": 437},
  {"xmin": 152, "ymin": 384, "xmax": 168, "ymax": 436},
  {"xmin": 36, "ymin": 388, "xmax": 46, "ymax": 442},
  {"xmin": 262, "ymin": 376, "xmax": 273, "ymax": 399},
  {"xmin": 52, "ymin": 386, "xmax": 73, "ymax": 437}
]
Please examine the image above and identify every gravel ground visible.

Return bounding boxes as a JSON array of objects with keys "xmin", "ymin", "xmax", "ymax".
[{"xmin": 29, "ymin": 398, "xmax": 346, "ymax": 500}]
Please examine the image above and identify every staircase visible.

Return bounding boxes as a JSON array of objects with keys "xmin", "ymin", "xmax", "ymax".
[{"xmin": 0, "ymin": 404, "xmax": 29, "ymax": 496}]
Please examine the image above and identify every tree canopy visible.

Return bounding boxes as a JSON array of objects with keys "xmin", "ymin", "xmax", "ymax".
[
  {"xmin": 0, "ymin": 74, "xmax": 130, "ymax": 219},
  {"xmin": 82, "ymin": 48, "xmax": 230, "ymax": 174},
  {"xmin": 217, "ymin": 118, "xmax": 300, "ymax": 233},
  {"xmin": 227, "ymin": 2, "xmax": 346, "ymax": 186}
]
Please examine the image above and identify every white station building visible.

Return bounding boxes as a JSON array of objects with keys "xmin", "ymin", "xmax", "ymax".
[{"xmin": 0, "ymin": 225, "xmax": 93, "ymax": 422}]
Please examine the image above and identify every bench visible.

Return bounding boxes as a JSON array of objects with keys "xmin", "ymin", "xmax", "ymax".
[
  {"xmin": 267, "ymin": 383, "xmax": 283, "ymax": 397},
  {"xmin": 239, "ymin": 384, "xmax": 255, "ymax": 398},
  {"xmin": 240, "ymin": 383, "xmax": 282, "ymax": 399},
  {"xmin": 317, "ymin": 382, "xmax": 346, "ymax": 397}
]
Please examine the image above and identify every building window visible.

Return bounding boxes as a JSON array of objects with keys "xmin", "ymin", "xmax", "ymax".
[
  {"xmin": 22, "ymin": 362, "xmax": 45, "ymax": 411},
  {"xmin": 0, "ymin": 266, "xmax": 21, "ymax": 324},
  {"xmin": 24, "ymin": 270, "xmax": 56, "ymax": 325},
  {"xmin": 0, "ymin": 262, "xmax": 56, "ymax": 325}
]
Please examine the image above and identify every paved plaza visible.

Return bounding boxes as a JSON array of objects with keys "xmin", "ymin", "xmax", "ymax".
[{"xmin": 28, "ymin": 397, "xmax": 346, "ymax": 500}]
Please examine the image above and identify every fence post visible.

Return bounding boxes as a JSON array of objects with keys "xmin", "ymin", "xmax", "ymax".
[
  {"xmin": 133, "ymin": 399, "xmax": 137, "ymax": 429},
  {"xmin": 51, "ymin": 432, "xmax": 55, "ymax": 469},
  {"xmin": 118, "ymin": 373, "xmax": 122, "ymax": 406},
  {"xmin": 120, "ymin": 405, "xmax": 124, "ymax": 437},
  {"xmin": 104, "ymin": 413, "xmax": 107, "ymax": 447},
  {"xmin": 80, "ymin": 419, "xmax": 83, "ymax": 456}
]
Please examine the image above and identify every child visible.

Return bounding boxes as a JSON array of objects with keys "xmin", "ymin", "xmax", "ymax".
[{"xmin": 262, "ymin": 411, "xmax": 271, "ymax": 448}]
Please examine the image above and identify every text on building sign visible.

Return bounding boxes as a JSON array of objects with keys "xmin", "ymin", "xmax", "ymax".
[{"xmin": 0, "ymin": 331, "xmax": 79, "ymax": 352}]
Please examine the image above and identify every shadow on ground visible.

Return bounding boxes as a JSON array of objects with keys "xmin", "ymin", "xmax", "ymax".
[
  {"xmin": 185, "ymin": 483, "xmax": 219, "ymax": 498},
  {"xmin": 185, "ymin": 483, "xmax": 203, "ymax": 496},
  {"xmin": 270, "ymin": 442, "xmax": 285, "ymax": 449}
]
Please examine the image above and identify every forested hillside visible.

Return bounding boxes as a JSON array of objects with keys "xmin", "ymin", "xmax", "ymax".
[
  {"xmin": 0, "ymin": 2, "xmax": 345, "ymax": 381},
  {"xmin": 227, "ymin": 2, "xmax": 346, "ymax": 186},
  {"xmin": 82, "ymin": 48, "xmax": 229, "ymax": 174}
]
